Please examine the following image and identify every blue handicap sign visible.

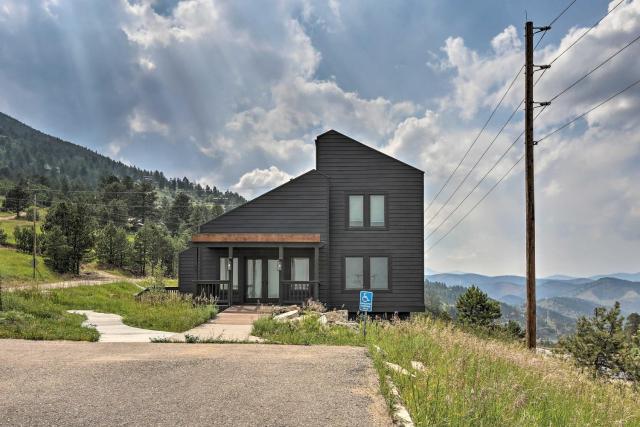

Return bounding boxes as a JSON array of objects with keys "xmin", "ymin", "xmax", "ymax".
[{"xmin": 359, "ymin": 290, "xmax": 373, "ymax": 312}]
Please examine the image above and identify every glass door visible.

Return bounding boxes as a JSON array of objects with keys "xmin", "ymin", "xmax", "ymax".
[
  {"xmin": 246, "ymin": 259, "xmax": 263, "ymax": 300},
  {"xmin": 267, "ymin": 259, "xmax": 279, "ymax": 299}
]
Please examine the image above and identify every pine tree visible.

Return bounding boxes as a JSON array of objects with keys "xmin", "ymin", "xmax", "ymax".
[{"xmin": 456, "ymin": 285, "xmax": 501, "ymax": 327}]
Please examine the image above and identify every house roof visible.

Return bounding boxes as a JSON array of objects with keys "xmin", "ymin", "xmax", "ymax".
[{"xmin": 315, "ymin": 129, "xmax": 425, "ymax": 174}]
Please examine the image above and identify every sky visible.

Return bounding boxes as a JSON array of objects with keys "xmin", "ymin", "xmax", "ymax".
[{"xmin": 0, "ymin": 0, "xmax": 639, "ymax": 277}]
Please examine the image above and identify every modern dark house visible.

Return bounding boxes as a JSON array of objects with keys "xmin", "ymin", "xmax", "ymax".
[{"xmin": 179, "ymin": 130, "xmax": 425, "ymax": 313}]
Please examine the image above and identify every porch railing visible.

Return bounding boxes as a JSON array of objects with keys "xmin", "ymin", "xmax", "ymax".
[
  {"xmin": 281, "ymin": 280, "xmax": 319, "ymax": 304},
  {"xmin": 196, "ymin": 280, "xmax": 232, "ymax": 306}
]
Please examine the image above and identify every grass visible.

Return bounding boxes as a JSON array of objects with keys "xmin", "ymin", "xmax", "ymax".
[
  {"xmin": 0, "ymin": 247, "xmax": 63, "ymax": 286},
  {"xmin": 0, "ymin": 215, "xmax": 43, "ymax": 245},
  {"xmin": 0, "ymin": 290, "xmax": 99, "ymax": 341},
  {"xmin": 252, "ymin": 313, "xmax": 365, "ymax": 346},
  {"xmin": 251, "ymin": 314, "xmax": 640, "ymax": 425},
  {"xmin": 0, "ymin": 282, "xmax": 217, "ymax": 340}
]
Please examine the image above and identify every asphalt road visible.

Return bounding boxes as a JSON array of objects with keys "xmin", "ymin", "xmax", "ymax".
[{"xmin": 0, "ymin": 340, "xmax": 390, "ymax": 427}]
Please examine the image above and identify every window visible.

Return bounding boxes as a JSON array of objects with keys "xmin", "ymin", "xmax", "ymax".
[
  {"xmin": 370, "ymin": 257, "xmax": 388, "ymax": 289},
  {"xmin": 291, "ymin": 257, "xmax": 310, "ymax": 282},
  {"xmin": 370, "ymin": 195, "xmax": 385, "ymax": 227},
  {"xmin": 345, "ymin": 257, "xmax": 364, "ymax": 289},
  {"xmin": 349, "ymin": 195, "xmax": 364, "ymax": 227},
  {"xmin": 219, "ymin": 257, "xmax": 239, "ymax": 290}
]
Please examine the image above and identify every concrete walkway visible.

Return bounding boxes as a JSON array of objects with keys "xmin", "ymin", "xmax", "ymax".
[
  {"xmin": 172, "ymin": 305, "xmax": 271, "ymax": 342},
  {"xmin": 68, "ymin": 310, "xmax": 174, "ymax": 342}
]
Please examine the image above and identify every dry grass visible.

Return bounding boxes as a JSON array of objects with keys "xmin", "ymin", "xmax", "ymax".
[{"xmin": 370, "ymin": 317, "xmax": 640, "ymax": 426}]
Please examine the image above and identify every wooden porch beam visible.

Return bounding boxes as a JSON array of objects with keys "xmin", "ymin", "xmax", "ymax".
[{"xmin": 192, "ymin": 233, "xmax": 321, "ymax": 243}]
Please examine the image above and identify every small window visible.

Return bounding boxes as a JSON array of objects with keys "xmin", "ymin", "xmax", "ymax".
[
  {"xmin": 370, "ymin": 195, "xmax": 385, "ymax": 227},
  {"xmin": 345, "ymin": 257, "xmax": 364, "ymax": 289},
  {"xmin": 292, "ymin": 257, "xmax": 310, "ymax": 281},
  {"xmin": 219, "ymin": 257, "xmax": 239, "ymax": 290},
  {"xmin": 349, "ymin": 195, "xmax": 364, "ymax": 227},
  {"xmin": 370, "ymin": 257, "xmax": 388, "ymax": 289}
]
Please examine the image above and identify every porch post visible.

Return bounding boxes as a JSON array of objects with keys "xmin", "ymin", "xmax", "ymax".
[
  {"xmin": 313, "ymin": 246, "xmax": 319, "ymax": 301},
  {"xmin": 278, "ymin": 246, "xmax": 284, "ymax": 305},
  {"xmin": 228, "ymin": 246, "xmax": 233, "ymax": 307}
]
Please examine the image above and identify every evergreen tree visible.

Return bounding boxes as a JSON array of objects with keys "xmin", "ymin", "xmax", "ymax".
[
  {"xmin": 625, "ymin": 313, "xmax": 640, "ymax": 338},
  {"xmin": 558, "ymin": 302, "xmax": 626, "ymax": 374},
  {"xmin": 456, "ymin": 285, "xmax": 501, "ymax": 327},
  {"xmin": 42, "ymin": 200, "xmax": 96, "ymax": 274},
  {"xmin": 2, "ymin": 181, "xmax": 29, "ymax": 218},
  {"xmin": 95, "ymin": 223, "xmax": 130, "ymax": 268},
  {"xmin": 166, "ymin": 192, "xmax": 193, "ymax": 235}
]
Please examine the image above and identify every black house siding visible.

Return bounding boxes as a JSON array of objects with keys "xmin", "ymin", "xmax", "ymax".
[
  {"xmin": 179, "ymin": 130, "xmax": 425, "ymax": 313},
  {"xmin": 180, "ymin": 170, "xmax": 331, "ymax": 303},
  {"xmin": 316, "ymin": 131, "xmax": 425, "ymax": 312}
]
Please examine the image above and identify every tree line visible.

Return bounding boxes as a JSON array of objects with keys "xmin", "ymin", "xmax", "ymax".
[{"xmin": 3, "ymin": 176, "xmax": 231, "ymax": 277}]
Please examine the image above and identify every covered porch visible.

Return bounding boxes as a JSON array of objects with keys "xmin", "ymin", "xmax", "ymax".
[{"xmin": 190, "ymin": 233, "xmax": 322, "ymax": 307}]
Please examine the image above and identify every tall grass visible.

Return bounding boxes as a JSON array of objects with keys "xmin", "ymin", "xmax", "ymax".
[
  {"xmin": 0, "ymin": 282, "xmax": 217, "ymax": 340},
  {"xmin": 370, "ymin": 317, "xmax": 640, "ymax": 426},
  {"xmin": 0, "ymin": 289, "xmax": 99, "ymax": 341},
  {"xmin": 252, "ymin": 314, "xmax": 365, "ymax": 346},
  {"xmin": 49, "ymin": 282, "xmax": 217, "ymax": 332}
]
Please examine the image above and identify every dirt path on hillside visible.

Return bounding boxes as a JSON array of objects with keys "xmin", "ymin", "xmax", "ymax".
[{"xmin": 5, "ymin": 270, "xmax": 145, "ymax": 291}]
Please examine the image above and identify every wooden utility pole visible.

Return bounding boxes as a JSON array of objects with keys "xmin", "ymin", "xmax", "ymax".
[
  {"xmin": 524, "ymin": 21, "xmax": 536, "ymax": 349},
  {"xmin": 32, "ymin": 193, "xmax": 37, "ymax": 280}
]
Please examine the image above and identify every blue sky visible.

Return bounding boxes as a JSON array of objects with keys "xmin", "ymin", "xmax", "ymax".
[{"xmin": 0, "ymin": 1, "xmax": 638, "ymax": 276}]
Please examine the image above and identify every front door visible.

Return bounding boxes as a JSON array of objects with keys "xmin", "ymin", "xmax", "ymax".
[{"xmin": 245, "ymin": 258, "xmax": 279, "ymax": 302}]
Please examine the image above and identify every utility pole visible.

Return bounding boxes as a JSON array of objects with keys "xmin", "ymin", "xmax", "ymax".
[
  {"xmin": 524, "ymin": 21, "xmax": 536, "ymax": 349},
  {"xmin": 524, "ymin": 21, "xmax": 550, "ymax": 349},
  {"xmin": 32, "ymin": 193, "xmax": 37, "ymax": 280}
]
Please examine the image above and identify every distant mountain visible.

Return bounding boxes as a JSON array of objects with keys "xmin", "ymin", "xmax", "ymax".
[
  {"xmin": 570, "ymin": 277, "xmax": 640, "ymax": 314},
  {"xmin": 0, "ymin": 112, "xmax": 245, "ymax": 206},
  {"xmin": 426, "ymin": 272, "xmax": 640, "ymax": 316},
  {"xmin": 544, "ymin": 274, "xmax": 576, "ymax": 280},
  {"xmin": 590, "ymin": 273, "xmax": 640, "ymax": 282},
  {"xmin": 538, "ymin": 297, "xmax": 603, "ymax": 320},
  {"xmin": 498, "ymin": 294, "xmax": 524, "ymax": 306}
]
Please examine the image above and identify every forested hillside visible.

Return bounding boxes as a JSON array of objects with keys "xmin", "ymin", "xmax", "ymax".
[
  {"xmin": 0, "ymin": 112, "xmax": 244, "ymax": 207},
  {"xmin": 0, "ymin": 111, "xmax": 246, "ymax": 281}
]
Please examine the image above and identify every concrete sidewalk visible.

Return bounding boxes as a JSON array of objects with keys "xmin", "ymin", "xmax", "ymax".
[
  {"xmin": 68, "ymin": 310, "xmax": 174, "ymax": 342},
  {"xmin": 172, "ymin": 305, "xmax": 271, "ymax": 342}
]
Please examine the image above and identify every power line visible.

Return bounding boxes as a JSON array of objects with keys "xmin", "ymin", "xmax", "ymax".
[
  {"xmin": 426, "ymin": 98, "xmax": 524, "ymax": 225},
  {"xmin": 426, "ymin": 75, "xmax": 640, "ymax": 252},
  {"xmin": 537, "ymin": 77, "xmax": 640, "ymax": 144},
  {"xmin": 424, "ymin": 0, "xmax": 578, "ymax": 222},
  {"xmin": 424, "ymin": 65, "xmax": 522, "ymax": 213},
  {"xmin": 549, "ymin": 0, "xmax": 579, "ymax": 26},
  {"xmin": 548, "ymin": 0, "xmax": 626, "ymax": 67},
  {"xmin": 425, "ymin": 106, "xmax": 547, "ymax": 241},
  {"xmin": 426, "ymin": 153, "xmax": 524, "ymax": 253},
  {"xmin": 549, "ymin": 31, "xmax": 640, "ymax": 103}
]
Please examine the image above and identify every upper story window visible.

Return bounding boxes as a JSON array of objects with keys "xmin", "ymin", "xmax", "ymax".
[
  {"xmin": 348, "ymin": 195, "xmax": 364, "ymax": 227},
  {"xmin": 370, "ymin": 195, "xmax": 385, "ymax": 227},
  {"xmin": 348, "ymin": 193, "xmax": 386, "ymax": 229}
]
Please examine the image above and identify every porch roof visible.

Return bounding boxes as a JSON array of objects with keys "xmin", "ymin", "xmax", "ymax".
[{"xmin": 191, "ymin": 232, "xmax": 321, "ymax": 244}]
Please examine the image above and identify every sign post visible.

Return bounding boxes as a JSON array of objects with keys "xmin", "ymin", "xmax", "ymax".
[{"xmin": 359, "ymin": 291, "xmax": 373, "ymax": 338}]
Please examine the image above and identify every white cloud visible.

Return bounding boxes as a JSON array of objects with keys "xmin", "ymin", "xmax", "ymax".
[
  {"xmin": 231, "ymin": 166, "xmax": 293, "ymax": 199},
  {"xmin": 128, "ymin": 108, "xmax": 169, "ymax": 135}
]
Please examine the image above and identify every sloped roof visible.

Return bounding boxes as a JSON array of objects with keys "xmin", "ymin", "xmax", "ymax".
[{"xmin": 315, "ymin": 129, "xmax": 424, "ymax": 174}]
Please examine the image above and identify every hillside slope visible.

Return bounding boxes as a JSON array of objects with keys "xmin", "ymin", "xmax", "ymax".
[{"xmin": 0, "ymin": 112, "xmax": 244, "ymax": 206}]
